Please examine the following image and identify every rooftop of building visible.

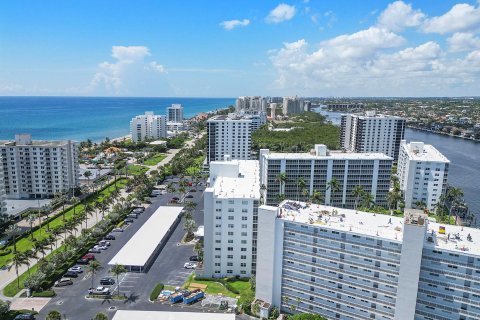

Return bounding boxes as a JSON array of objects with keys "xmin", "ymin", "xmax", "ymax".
[
  {"xmin": 401, "ymin": 141, "xmax": 450, "ymax": 163},
  {"xmin": 0, "ymin": 134, "xmax": 75, "ymax": 147},
  {"xmin": 207, "ymin": 114, "xmax": 254, "ymax": 122},
  {"xmin": 209, "ymin": 159, "xmax": 260, "ymax": 199},
  {"xmin": 274, "ymin": 200, "xmax": 480, "ymax": 256},
  {"xmin": 262, "ymin": 144, "xmax": 392, "ymax": 161},
  {"xmin": 344, "ymin": 111, "xmax": 404, "ymax": 120}
]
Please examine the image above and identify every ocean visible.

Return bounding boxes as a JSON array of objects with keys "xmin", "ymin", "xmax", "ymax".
[{"xmin": 0, "ymin": 96, "xmax": 235, "ymax": 142}]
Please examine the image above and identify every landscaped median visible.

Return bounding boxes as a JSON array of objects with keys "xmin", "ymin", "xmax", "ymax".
[
  {"xmin": 0, "ymin": 178, "xmax": 128, "ymax": 269},
  {"xmin": 143, "ymin": 153, "xmax": 167, "ymax": 166},
  {"xmin": 2, "ymin": 178, "xmax": 131, "ymax": 297}
]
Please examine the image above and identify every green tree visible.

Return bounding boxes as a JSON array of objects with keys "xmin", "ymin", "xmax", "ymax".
[
  {"xmin": 289, "ymin": 314, "xmax": 328, "ymax": 320},
  {"xmin": 5, "ymin": 225, "xmax": 21, "ymax": 254},
  {"xmin": 0, "ymin": 299, "xmax": 10, "ymax": 315},
  {"xmin": 361, "ymin": 192, "xmax": 375, "ymax": 209},
  {"xmin": 194, "ymin": 240, "xmax": 203, "ymax": 261},
  {"xmin": 8, "ymin": 251, "xmax": 28, "ymax": 288},
  {"xmin": 184, "ymin": 219, "xmax": 197, "ymax": 239},
  {"xmin": 94, "ymin": 312, "xmax": 109, "ymax": 320},
  {"xmin": 26, "ymin": 214, "xmax": 36, "ymax": 240},
  {"xmin": 276, "ymin": 173, "xmax": 288, "ymax": 196},
  {"xmin": 296, "ymin": 177, "xmax": 306, "ymax": 201},
  {"xmin": 110, "ymin": 264, "xmax": 127, "ymax": 297},
  {"xmin": 46, "ymin": 310, "xmax": 62, "ymax": 320},
  {"xmin": 87, "ymin": 260, "xmax": 102, "ymax": 289},
  {"xmin": 311, "ymin": 190, "xmax": 323, "ymax": 205},
  {"xmin": 352, "ymin": 186, "xmax": 364, "ymax": 210},
  {"xmin": 326, "ymin": 178, "xmax": 340, "ymax": 205}
]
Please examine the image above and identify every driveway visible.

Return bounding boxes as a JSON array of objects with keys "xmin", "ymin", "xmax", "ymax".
[{"xmin": 37, "ymin": 182, "xmax": 205, "ymax": 319}]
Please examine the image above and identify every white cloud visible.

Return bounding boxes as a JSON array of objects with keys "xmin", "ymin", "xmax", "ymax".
[
  {"xmin": 377, "ymin": 1, "xmax": 425, "ymax": 32},
  {"xmin": 89, "ymin": 46, "xmax": 167, "ymax": 95},
  {"xmin": 448, "ymin": 32, "xmax": 480, "ymax": 52},
  {"xmin": 220, "ymin": 19, "xmax": 250, "ymax": 30},
  {"xmin": 423, "ymin": 3, "xmax": 480, "ymax": 34},
  {"xmin": 269, "ymin": 25, "xmax": 480, "ymax": 96},
  {"xmin": 148, "ymin": 61, "xmax": 166, "ymax": 73},
  {"xmin": 266, "ymin": 4, "xmax": 296, "ymax": 23}
]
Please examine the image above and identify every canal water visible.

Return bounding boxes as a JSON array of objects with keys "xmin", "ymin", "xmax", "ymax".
[{"xmin": 316, "ymin": 108, "xmax": 480, "ymax": 221}]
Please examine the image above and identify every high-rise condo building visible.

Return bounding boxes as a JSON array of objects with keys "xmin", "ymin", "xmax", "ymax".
[
  {"xmin": 206, "ymin": 114, "xmax": 253, "ymax": 163},
  {"xmin": 235, "ymin": 96, "xmax": 267, "ymax": 113},
  {"xmin": 340, "ymin": 111, "xmax": 406, "ymax": 160},
  {"xmin": 256, "ymin": 201, "xmax": 480, "ymax": 320},
  {"xmin": 259, "ymin": 145, "xmax": 393, "ymax": 208},
  {"xmin": 167, "ymin": 104, "xmax": 184, "ymax": 122},
  {"xmin": 203, "ymin": 158, "xmax": 260, "ymax": 278},
  {"xmin": 397, "ymin": 141, "xmax": 450, "ymax": 212},
  {"xmin": 283, "ymin": 96, "xmax": 304, "ymax": 115},
  {"xmin": 0, "ymin": 134, "xmax": 79, "ymax": 199},
  {"xmin": 130, "ymin": 112, "xmax": 167, "ymax": 142}
]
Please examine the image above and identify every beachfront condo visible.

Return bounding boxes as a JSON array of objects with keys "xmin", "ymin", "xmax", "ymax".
[
  {"xmin": 0, "ymin": 134, "xmax": 79, "ymax": 199},
  {"xmin": 130, "ymin": 111, "xmax": 167, "ymax": 142},
  {"xmin": 397, "ymin": 140, "xmax": 450, "ymax": 212},
  {"xmin": 259, "ymin": 144, "xmax": 393, "ymax": 208},
  {"xmin": 340, "ymin": 111, "xmax": 406, "ymax": 161},
  {"xmin": 256, "ymin": 200, "xmax": 480, "ymax": 320}
]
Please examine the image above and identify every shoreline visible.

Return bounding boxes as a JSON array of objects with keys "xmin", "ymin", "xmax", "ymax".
[{"xmin": 407, "ymin": 126, "xmax": 480, "ymax": 143}]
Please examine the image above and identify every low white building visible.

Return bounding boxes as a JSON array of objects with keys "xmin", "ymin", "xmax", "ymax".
[
  {"xmin": 108, "ymin": 206, "xmax": 183, "ymax": 272},
  {"xmin": 130, "ymin": 111, "xmax": 167, "ymax": 142},
  {"xmin": 0, "ymin": 134, "xmax": 79, "ymax": 199},
  {"xmin": 256, "ymin": 201, "xmax": 480, "ymax": 320},
  {"xmin": 203, "ymin": 158, "xmax": 260, "ymax": 278},
  {"xmin": 397, "ymin": 141, "xmax": 449, "ymax": 212},
  {"xmin": 0, "ymin": 159, "xmax": 6, "ymax": 214},
  {"xmin": 112, "ymin": 311, "xmax": 234, "ymax": 320}
]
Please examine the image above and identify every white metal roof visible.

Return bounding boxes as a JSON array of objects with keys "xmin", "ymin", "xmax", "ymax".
[
  {"xmin": 108, "ymin": 206, "xmax": 183, "ymax": 267},
  {"xmin": 112, "ymin": 310, "xmax": 235, "ymax": 320}
]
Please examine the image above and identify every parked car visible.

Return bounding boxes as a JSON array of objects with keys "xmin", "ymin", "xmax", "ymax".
[
  {"xmin": 99, "ymin": 277, "xmax": 115, "ymax": 285},
  {"xmin": 124, "ymin": 218, "xmax": 134, "ymax": 223},
  {"xmin": 68, "ymin": 266, "xmax": 83, "ymax": 273},
  {"xmin": 89, "ymin": 248, "xmax": 101, "ymax": 254},
  {"xmin": 63, "ymin": 271, "xmax": 79, "ymax": 278},
  {"xmin": 55, "ymin": 278, "xmax": 73, "ymax": 287},
  {"xmin": 112, "ymin": 228, "xmax": 124, "ymax": 232},
  {"xmin": 185, "ymin": 195, "xmax": 194, "ymax": 198},
  {"xmin": 99, "ymin": 240, "xmax": 111, "ymax": 247},
  {"xmin": 76, "ymin": 258, "xmax": 89, "ymax": 265},
  {"xmin": 88, "ymin": 286, "xmax": 111, "ymax": 295},
  {"xmin": 189, "ymin": 256, "xmax": 199, "ymax": 262},
  {"xmin": 172, "ymin": 197, "xmax": 180, "ymax": 201},
  {"xmin": 184, "ymin": 262, "xmax": 197, "ymax": 269},
  {"xmin": 189, "ymin": 189, "xmax": 197, "ymax": 192},
  {"xmin": 149, "ymin": 193, "xmax": 158, "ymax": 197},
  {"xmin": 98, "ymin": 245, "xmax": 108, "ymax": 250},
  {"xmin": 14, "ymin": 314, "xmax": 35, "ymax": 320},
  {"xmin": 127, "ymin": 214, "xmax": 138, "ymax": 219},
  {"xmin": 104, "ymin": 234, "xmax": 116, "ymax": 240},
  {"xmin": 132, "ymin": 207, "xmax": 145, "ymax": 213},
  {"xmin": 82, "ymin": 254, "xmax": 95, "ymax": 260}
]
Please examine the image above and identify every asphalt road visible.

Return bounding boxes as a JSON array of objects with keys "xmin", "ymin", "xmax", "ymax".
[{"xmin": 37, "ymin": 181, "xmax": 206, "ymax": 320}]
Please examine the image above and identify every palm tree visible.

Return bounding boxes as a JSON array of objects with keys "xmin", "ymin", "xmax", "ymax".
[
  {"xmin": 276, "ymin": 173, "xmax": 288, "ymax": 196},
  {"xmin": 70, "ymin": 196, "xmax": 79, "ymax": 219},
  {"xmin": 8, "ymin": 251, "xmax": 28, "ymax": 288},
  {"xmin": 26, "ymin": 214, "xmax": 36, "ymax": 240},
  {"xmin": 110, "ymin": 264, "xmax": 127, "ymax": 297},
  {"xmin": 42, "ymin": 204, "xmax": 52, "ymax": 231},
  {"xmin": 361, "ymin": 192, "xmax": 375, "ymax": 209},
  {"xmin": 296, "ymin": 177, "xmax": 306, "ymax": 201},
  {"xmin": 84, "ymin": 203, "xmax": 94, "ymax": 229},
  {"xmin": 352, "ymin": 186, "xmax": 364, "ymax": 211},
  {"xmin": 311, "ymin": 190, "xmax": 323, "ymax": 205},
  {"xmin": 184, "ymin": 219, "xmax": 197, "ymax": 239},
  {"xmin": 178, "ymin": 185, "xmax": 187, "ymax": 203},
  {"xmin": 387, "ymin": 190, "xmax": 402, "ymax": 214},
  {"xmin": 194, "ymin": 241, "xmax": 203, "ymax": 261},
  {"xmin": 54, "ymin": 191, "xmax": 68, "ymax": 222},
  {"xmin": 326, "ymin": 178, "xmax": 340, "ymax": 205},
  {"xmin": 5, "ymin": 225, "xmax": 21, "ymax": 254},
  {"xmin": 23, "ymin": 249, "xmax": 36, "ymax": 275},
  {"xmin": 87, "ymin": 260, "xmax": 102, "ymax": 289},
  {"xmin": 33, "ymin": 239, "xmax": 48, "ymax": 259},
  {"xmin": 84, "ymin": 170, "xmax": 93, "ymax": 187},
  {"xmin": 185, "ymin": 201, "xmax": 197, "ymax": 213}
]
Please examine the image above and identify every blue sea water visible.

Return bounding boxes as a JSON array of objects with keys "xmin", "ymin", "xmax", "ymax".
[{"xmin": 0, "ymin": 96, "xmax": 234, "ymax": 142}]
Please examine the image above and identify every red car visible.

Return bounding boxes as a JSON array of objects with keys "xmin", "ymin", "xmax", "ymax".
[{"xmin": 82, "ymin": 254, "xmax": 95, "ymax": 260}]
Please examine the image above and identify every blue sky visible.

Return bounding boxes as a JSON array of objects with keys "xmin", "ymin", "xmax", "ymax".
[{"xmin": 1, "ymin": 0, "xmax": 480, "ymax": 97}]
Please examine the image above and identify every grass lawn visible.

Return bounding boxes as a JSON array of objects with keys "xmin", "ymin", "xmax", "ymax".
[
  {"xmin": 182, "ymin": 274, "xmax": 254, "ymax": 302},
  {"xmin": 0, "ymin": 178, "xmax": 128, "ymax": 269},
  {"xmin": 143, "ymin": 153, "xmax": 167, "ymax": 166},
  {"xmin": 185, "ymin": 156, "xmax": 205, "ymax": 175},
  {"xmin": 127, "ymin": 164, "xmax": 148, "ymax": 176}
]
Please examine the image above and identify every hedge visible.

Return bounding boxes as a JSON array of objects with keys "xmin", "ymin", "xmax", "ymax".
[
  {"xmin": 32, "ymin": 289, "xmax": 56, "ymax": 297},
  {"xmin": 149, "ymin": 283, "xmax": 164, "ymax": 301}
]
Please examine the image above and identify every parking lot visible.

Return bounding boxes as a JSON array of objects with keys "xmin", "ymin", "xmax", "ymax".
[{"xmin": 37, "ymin": 178, "xmax": 205, "ymax": 319}]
